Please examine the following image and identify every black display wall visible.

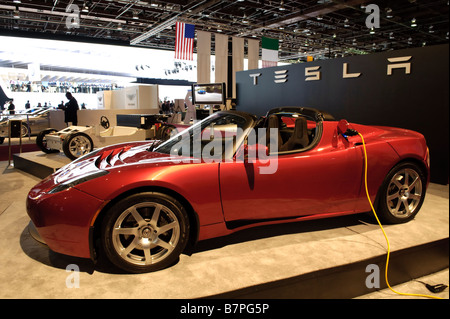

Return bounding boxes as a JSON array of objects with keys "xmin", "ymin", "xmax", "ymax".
[{"xmin": 236, "ymin": 44, "xmax": 449, "ymax": 185}]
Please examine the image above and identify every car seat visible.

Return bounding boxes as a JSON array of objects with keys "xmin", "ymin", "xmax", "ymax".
[
  {"xmin": 280, "ymin": 116, "xmax": 309, "ymax": 152},
  {"xmin": 266, "ymin": 115, "xmax": 283, "ymax": 152}
]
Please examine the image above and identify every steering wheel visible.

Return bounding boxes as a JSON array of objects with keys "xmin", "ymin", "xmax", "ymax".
[{"xmin": 100, "ymin": 116, "xmax": 110, "ymax": 129}]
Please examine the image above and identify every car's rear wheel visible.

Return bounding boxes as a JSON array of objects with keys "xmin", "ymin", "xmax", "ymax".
[
  {"xmin": 36, "ymin": 128, "xmax": 60, "ymax": 154},
  {"xmin": 21, "ymin": 123, "xmax": 30, "ymax": 137},
  {"xmin": 62, "ymin": 132, "xmax": 93, "ymax": 160},
  {"xmin": 377, "ymin": 162, "xmax": 426, "ymax": 224},
  {"xmin": 101, "ymin": 192, "xmax": 190, "ymax": 273}
]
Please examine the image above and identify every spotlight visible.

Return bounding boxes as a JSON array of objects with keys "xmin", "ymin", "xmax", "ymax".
[{"xmin": 385, "ymin": 8, "xmax": 393, "ymax": 19}]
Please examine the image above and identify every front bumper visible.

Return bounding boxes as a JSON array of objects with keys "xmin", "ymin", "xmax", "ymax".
[
  {"xmin": 28, "ymin": 220, "xmax": 46, "ymax": 245},
  {"xmin": 26, "ymin": 185, "xmax": 105, "ymax": 259}
]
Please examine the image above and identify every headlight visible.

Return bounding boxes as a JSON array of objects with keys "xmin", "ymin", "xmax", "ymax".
[{"xmin": 47, "ymin": 170, "xmax": 109, "ymax": 194}]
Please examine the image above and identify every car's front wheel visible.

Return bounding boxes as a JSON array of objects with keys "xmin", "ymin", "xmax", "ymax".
[
  {"xmin": 62, "ymin": 132, "xmax": 93, "ymax": 160},
  {"xmin": 377, "ymin": 162, "xmax": 427, "ymax": 224},
  {"xmin": 101, "ymin": 192, "xmax": 190, "ymax": 273}
]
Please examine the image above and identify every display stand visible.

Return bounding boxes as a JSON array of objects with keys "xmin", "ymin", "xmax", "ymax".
[{"xmin": 7, "ymin": 119, "xmax": 22, "ymax": 167}]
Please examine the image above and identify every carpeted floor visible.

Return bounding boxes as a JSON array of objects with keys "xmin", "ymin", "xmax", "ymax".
[{"xmin": 0, "ymin": 138, "xmax": 39, "ymax": 161}]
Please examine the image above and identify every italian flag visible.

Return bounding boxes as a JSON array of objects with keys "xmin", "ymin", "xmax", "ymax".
[{"xmin": 262, "ymin": 37, "xmax": 279, "ymax": 68}]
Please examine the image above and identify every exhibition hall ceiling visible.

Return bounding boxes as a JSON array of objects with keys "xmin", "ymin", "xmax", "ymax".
[{"xmin": 0, "ymin": 0, "xmax": 448, "ymax": 61}]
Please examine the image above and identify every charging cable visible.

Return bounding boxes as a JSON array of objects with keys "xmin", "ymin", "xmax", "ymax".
[{"xmin": 357, "ymin": 132, "xmax": 445, "ymax": 299}]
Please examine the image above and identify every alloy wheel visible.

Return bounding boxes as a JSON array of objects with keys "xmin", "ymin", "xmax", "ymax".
[
  {"xmin": 111, "ymin": 202, "xmax": 181, "ymax": 266},
  {"xmin": 386, "ymin": 168, "xmax": 423, "ymax": 219}
]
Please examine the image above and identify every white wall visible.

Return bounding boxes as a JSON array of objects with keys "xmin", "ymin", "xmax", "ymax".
[{"xmin": 49, "ymin": 108, "xmax": 160, "ymax": 130}]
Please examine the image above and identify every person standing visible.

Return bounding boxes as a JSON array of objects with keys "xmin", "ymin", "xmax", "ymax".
[
  {"xmin": 7, "ymin": 99, "xmax": 15, "ymax": 115},
  {"xmin": 64, "ymin": 92, "xmax": 79, "ymax": 126},
  {"xmin": 25, "ymin": 100, "xmax": 30, "ymax": 109}
]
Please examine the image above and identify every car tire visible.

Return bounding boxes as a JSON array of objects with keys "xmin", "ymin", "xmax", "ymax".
[
  {"xmin": 36, "ymin": 129, "xmax": 60, "ymax": 154},
  {"xmin": 0, "ymin": 137, "xmax": 4, "ymax": 145},
  {"xmin": 376, "ymin": 161, "xmax": 427, "ymax": 224},
  {"xmin": 21, "ymin": 123, "xmax": 30, "ymax": 137},
  {"xmin": 62, "ymin": 132, "xmax": 93, "ymax": 160},
  {"xmin": 101, "ymin": 192, "xmax": 190, "ymax": 273},
  {"xmin": 161, "ymin": 125, "xmax": 177, "ymax": 141}
]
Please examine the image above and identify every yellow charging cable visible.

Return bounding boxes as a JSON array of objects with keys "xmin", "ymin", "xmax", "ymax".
[{"xmin": 358, "ymin": 132, "xmax": 443, "ymax": 300}]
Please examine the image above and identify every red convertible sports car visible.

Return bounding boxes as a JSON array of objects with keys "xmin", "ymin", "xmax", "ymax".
[{"xmin": 26, "ymin": 107, "xmax": 429, "ymax": 273}]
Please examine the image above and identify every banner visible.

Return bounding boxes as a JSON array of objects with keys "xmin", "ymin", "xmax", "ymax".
[
  {"xmin": 262, "ymin": 37, "xmax": 279, "ymax": 68},
  {"xmin": 197, "ymin": 31, "xmax": 211, "ymax": 83},
  {"xmin": 247, "ymin": 39, "xmax": 260, "ymax": 70},
  {"xmin": 215, "ymin": 33, "xmax": 228, "ymax": 86}
]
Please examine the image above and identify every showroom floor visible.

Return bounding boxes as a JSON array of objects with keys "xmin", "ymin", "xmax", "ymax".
[{"xmin": 0, "ymin": 159, "xmax": 448, "ymax": 299}]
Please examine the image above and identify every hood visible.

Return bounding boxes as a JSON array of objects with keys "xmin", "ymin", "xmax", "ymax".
[{"xmin": 53, "ymin": 141, "xmax": 194, "ymax": 185}]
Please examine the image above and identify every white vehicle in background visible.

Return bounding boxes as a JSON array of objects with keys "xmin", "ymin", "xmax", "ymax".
[
  {"xmin": 0, "ymin": 107, "xmax": 52, "ymax": 144},
  {"xmin": 36, "ymin": 114, "xmax": 168, "ymax": 160}
]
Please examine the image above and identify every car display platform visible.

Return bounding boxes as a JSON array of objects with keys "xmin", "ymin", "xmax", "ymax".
[
  {"xmin": 3, "ymin": 157, "xmax": 449, "ymax": 299},
  {"xmin": 13, "ymin": 150, "xmax": 71, "ymax": 179}
]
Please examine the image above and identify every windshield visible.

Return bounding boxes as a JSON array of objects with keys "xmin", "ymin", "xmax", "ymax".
[{"xmin": 155, "ymin": 111, "xmax": 254, "ymax": 161}]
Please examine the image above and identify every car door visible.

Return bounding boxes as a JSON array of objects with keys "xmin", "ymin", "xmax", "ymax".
[{"xmin": 219, "ymin": 126, "xmax": 363, "ymax": 223}]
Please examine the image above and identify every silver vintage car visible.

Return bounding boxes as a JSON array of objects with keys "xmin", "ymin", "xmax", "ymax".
[{"xmin": 0, "ymin": 107, "xmax": 52, "ymax": 144}]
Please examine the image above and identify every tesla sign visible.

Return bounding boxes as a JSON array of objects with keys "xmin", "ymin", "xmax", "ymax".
[{"xmin": 249, "ymin": 56, "xmax": 412, "ymax": 85}]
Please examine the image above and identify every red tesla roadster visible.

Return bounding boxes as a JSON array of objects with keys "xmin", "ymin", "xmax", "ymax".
[{"xmin": 26, "ymin": 107, "xmax": 429, "ymax": 273}]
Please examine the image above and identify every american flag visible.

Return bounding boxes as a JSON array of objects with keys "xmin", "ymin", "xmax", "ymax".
[{"xmin": 175, "ymin": 22, "xmax": 195, "ymax": 61}]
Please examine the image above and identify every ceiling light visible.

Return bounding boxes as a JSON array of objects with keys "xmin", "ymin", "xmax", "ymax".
[
  {"xmin": 385, "ymin": 8, "xmax": 393, "ymax": 18},
  {"xmin": 408, "ymin": 37, "xmax": 413, "ymax": 44},
  {"xmin": 117, "ymin": 24, "xmax": 123, "ymax": 31},
  {"xmin": 389, "ymin": 32, "xmax": 395, "ymax": 40},
  {"xmin": 13, "ymin": 11, "xmax": 20, "ymax": 19},
  {"xmin": 411, "ymin": 18, "xmax": 417, "ymax": 27},
  {"xmin": 428, "ymin": 25, "xmax": 434, "ymax": 33},
  {"xmin": 370, "ymin": 27, "xmax": 375, "ymax": 34},
  {"xmin": 344, "ymin": 18, "xmax": 350, "ymax": 27},
  {"xmin": 279, "ymin": 0, "xmax": 286, "ymax": 10}
]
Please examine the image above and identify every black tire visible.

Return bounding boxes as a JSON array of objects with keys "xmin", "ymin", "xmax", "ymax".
[
  {"xmin": 0, "ymin": 137, "xmax": 4, "ymax": 145},
  {"xmin": 62, "ymin": 132, "xmax": 93, "ymax": 160},
  {"xmin": 376, "ymin": 162, "xmax": 427, "ymax": 224},
  {"xmin": 161, "ymin": 125, "xmax": 178, "ymax": 141},
  {"xmin": 36, "ymin": 128, "xmax": 60, "ymax": 154},
  {"xmin": 101, "ymin": 192, "xmax": 190, "ymax": 273}
]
